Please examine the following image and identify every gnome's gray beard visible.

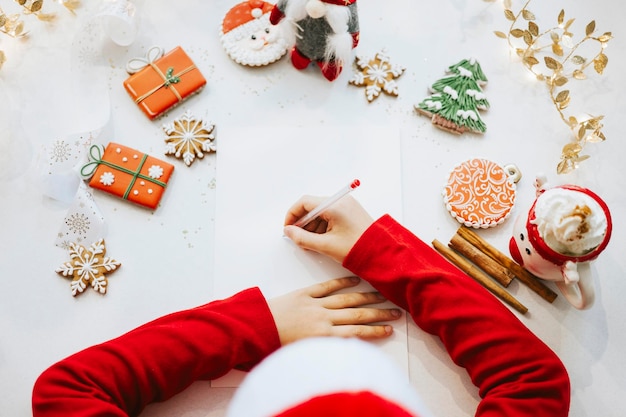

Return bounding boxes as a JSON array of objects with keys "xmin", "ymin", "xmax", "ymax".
[{"xmin": 281, "ymin": 0, "xmax": 354, "ymax": 68}]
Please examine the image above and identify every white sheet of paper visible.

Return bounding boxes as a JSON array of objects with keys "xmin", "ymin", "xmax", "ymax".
[{"xmin": 211, "ymin": 126, "xmax": 407, "ymax": 387}]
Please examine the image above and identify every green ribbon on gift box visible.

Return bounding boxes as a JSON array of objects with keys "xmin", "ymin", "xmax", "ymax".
[
  {"xmin": 81, "ymin": 144, "xmax": 167, "ymax": 200},
  {"xmin": 134, "ymin": 64, "xmax": 196, "ymax": 104}
]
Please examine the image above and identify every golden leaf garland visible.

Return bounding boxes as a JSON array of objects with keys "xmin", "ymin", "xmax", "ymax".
[
  {"xmin": 0, "ymin": 0, "xmax": 80, "ymax": 70},
  {"xmin": 492, "ymin": 0, "xmax": 612, "ymax": 174}
]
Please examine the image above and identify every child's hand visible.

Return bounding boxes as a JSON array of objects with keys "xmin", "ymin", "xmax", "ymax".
[
  {"xmin": 267, "ymin": 277, "xmax": 401, "ymax": 346},
  {"xmin": 283, "ymin": 195, "xmax": 374, "ymax": 263}
]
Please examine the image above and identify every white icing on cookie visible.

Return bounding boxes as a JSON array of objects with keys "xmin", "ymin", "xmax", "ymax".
[
  {"xmin": 163, "ymin": 110, "xmax": 216, "ymax": 166},
  {"xmin": 148, "ymin": 165, "xmax": 164, "ymax": 179},
  {"xmin": 99, "ymin": 172, "xmax": 115, "ymax": 186},
  {"xmin": 220, "ymin": 13, "xmax": 288, "ymax": 67}
]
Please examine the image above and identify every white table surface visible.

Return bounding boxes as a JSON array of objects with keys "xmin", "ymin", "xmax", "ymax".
[{"xmin": 1, "ymin": 0, "xmax": 625, "ymax": 416}]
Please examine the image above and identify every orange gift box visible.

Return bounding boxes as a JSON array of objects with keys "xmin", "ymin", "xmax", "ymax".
[
  {"xmin": 123, "ymin": 46, "xmax": 206, "ymax": 120},
  {"xmin": 81, "ymin": 143, "xmax": 175, "ymax": 209}
]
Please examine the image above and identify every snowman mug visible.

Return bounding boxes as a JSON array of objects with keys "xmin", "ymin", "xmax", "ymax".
[{"xmin": 509, "ymin": 177, "xmax": 612, "ymax": 309}]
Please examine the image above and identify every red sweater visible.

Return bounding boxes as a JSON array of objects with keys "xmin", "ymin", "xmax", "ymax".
[{"xmin": 32, "ymin": 215, "xmax": 570, "ymax": 416}]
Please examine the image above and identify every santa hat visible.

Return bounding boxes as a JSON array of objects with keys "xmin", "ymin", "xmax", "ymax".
[
  {"xmin": 222, "ymin": 0, "xmax": 275, "ymax": 34},
  {"xmin": 226, "ymin": 337, "xmax": 433, "ymax": 417}
]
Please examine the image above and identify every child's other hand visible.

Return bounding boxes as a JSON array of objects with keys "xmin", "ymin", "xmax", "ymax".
[{"xmin": 267, "ymin": 277, "xmax": 400, "ymax": 346}]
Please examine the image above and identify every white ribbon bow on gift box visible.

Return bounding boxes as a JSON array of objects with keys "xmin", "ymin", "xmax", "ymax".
[{"xmin": 126, "ymin": 46, "xmax": 165, "ymax": 74}]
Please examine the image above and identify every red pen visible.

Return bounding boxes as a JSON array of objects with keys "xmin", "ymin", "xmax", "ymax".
[{"xmin": 294, "ymin": 179, "xmax": 361, "ymax": 228}]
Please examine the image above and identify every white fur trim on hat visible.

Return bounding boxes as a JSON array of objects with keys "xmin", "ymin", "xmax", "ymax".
[{"xmin": 226, "ymin": 337, "xmax": 433, "ymax": 417}]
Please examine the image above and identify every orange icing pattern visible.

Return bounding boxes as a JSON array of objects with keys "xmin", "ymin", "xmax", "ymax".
[{"xmin": 443, "ymin": 158, "xmax": 516, "ymax": 228}]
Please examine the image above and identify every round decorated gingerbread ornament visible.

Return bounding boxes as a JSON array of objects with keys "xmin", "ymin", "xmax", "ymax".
[
  {"xmin": 220, "ymin": 0, "xmax": 288, "ymax": 66},
  {"xmin": 443, "ymin": 158, "xmax": 521, "ymax": 229}
]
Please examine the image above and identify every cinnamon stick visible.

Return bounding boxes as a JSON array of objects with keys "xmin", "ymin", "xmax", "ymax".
[
  {"xmin": 456, "ymin": 227, "xmax": 557, "ymax": 303},
  {"xmin": 449, "ymin": 233, "xmax": 515, "ymax": 287},
  {"xmin": 432, "ymin": 239, "xmax": 528, "ymax": 315}
]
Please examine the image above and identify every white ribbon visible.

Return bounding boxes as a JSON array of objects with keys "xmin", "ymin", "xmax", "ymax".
[
  {"xmin": 55, "ymin": 182, "xmax": 107, "ymax": 250},
  {"xmin": 51, "ymin": 0, "xmax": 143, "ymax": 249},
  {"xmin": 99, "ymin": 0, "xmax": 140, "ymax": 47},
  {"xmin": 70, "ymin": 0, "xmax": 143, "ymax": 131},
  {"xmin": 0, "ymin": 79, "xmax": 30, "ymax": 181},
  {"xmin": 37, "ymin": 127, "xmax": 109, "ymax": 249},
  {"xmin": 126, "ymin": 46, "xmax": 165, "ymax": 74}
]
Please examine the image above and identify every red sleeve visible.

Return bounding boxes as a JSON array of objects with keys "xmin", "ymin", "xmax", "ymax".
[
  {"xmin": 32, "ymin": 288, "xmax": 281, "ymax": 417},
  {"xmin": 343, "ymin": 215, "xmax": 570, "ymax": 417}
]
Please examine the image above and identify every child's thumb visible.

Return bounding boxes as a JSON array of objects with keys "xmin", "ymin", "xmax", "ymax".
[{"xmin": 283, "ymin": 225, "xmax": 324, "ymax": 252}]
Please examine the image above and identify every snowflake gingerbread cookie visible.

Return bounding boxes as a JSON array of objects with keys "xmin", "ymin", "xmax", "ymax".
[
  {"xmin": 55, "ymin": 239, "xmax": 121, "ymax": 296},
  {"xmin": 349, "ymin": 51, "xmax": 405, "ymax": 102},
  {"xmin": 162, "ymin": 110, "xmax": 216, "ymax": 166}
]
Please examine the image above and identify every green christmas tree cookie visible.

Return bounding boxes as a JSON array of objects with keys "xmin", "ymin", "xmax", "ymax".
[{"xmin": 416, "ymin": 58, "xmax": 489, "ymax": 135}]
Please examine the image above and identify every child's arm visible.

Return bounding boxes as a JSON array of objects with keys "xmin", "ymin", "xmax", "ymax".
[
  {"xmin": 32, "ymin": 288, "xmax": 280, "ymax": 417},
  {"xmin": 32, "ymin": 277, "xmax": 398, "ymax": 417},
  {"xmin": 344, "ymin": 215, "xmax": 570, "ymax": 417}
]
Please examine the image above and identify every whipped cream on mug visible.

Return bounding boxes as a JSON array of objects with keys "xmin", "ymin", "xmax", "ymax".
[{"xmin": 531, "ymin": 188, "xmax": 608, "ymax": 256}]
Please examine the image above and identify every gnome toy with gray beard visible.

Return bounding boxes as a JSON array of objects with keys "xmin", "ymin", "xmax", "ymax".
[{"xmin": 270, "ymin": 0, "xmax": 359, "ymax": 81}]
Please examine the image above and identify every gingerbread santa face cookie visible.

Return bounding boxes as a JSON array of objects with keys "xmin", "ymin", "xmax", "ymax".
[{"xmin": 221, "ymin": 1, "xmax": 288, "ymax": 66}]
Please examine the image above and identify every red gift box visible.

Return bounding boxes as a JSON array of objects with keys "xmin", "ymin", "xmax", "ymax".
[
  {"xmin": 124, "ymin": 46, "xmax": 206, "ymax": 119},
  {"xmin": 81, "ymin": 143, "xmax": 174, "ymax": 209}
]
